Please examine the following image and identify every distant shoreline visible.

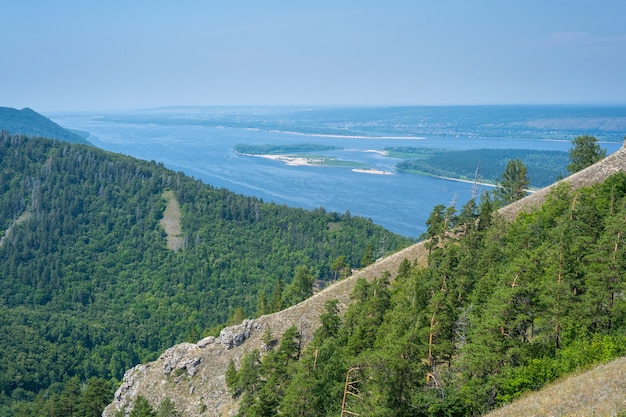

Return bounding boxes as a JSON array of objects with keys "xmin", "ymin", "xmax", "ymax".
[
  {"xmin": 274, "ymin": 131, "xmax": 426, "ymax": 140},
  {"xmin": 434, "ymin": 175, "xmax": 536, "ymax": 193},
  {"xmin": 434, "ymin": 175, "xmax": 498, "ymax": 188}
]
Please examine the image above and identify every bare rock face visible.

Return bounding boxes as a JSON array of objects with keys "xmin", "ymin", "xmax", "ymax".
[
  {"xmin": 161, "ymin": 343, "xmax": 200, "ymax": 376},
  {"xmin": 111, "ymin": 364, "xmax": 150, "ymax": 413},
  {"xmin": 217, "ymin": 319, "xmax": 257, "ymax": 349}
]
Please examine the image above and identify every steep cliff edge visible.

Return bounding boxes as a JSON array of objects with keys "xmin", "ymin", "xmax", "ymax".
[{"xmin": 104, "ymin": 143, "xmax": 626, "ymax": 417}]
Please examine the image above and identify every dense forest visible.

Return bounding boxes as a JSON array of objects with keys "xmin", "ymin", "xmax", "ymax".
[
  {"xmin": 0, "ymin": 132, "xmax": 410, "ymax": 416},
  {"xmin": 0, "ymin": 108, "xmax": 90, "ymax": 145},
  {"xmin": 391, "ymin": 147, "xmax": 569, "ymax": 188},
  {"xmin": 226, "ymin": 173, "xmax": 626, "ymax": 417}
]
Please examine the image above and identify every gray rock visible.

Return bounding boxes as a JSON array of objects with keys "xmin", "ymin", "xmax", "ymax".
[
  {"xmin": 218, "ymin": 319, "xmax": 255, "ymax": 349},
  {"xmin": 197, "ymin": 336, "xmax": 215, "ymax": 348},
  {"xmin": 111, "ymin": 364, "xmax": 149, "ymax": 415},
  {"xmin": 160, "ymin": 343, "xmax": 198, "ymax": 375},
  {"xmin": 181, "ymin": 357, "xmax": 202, "ymax": 376}
]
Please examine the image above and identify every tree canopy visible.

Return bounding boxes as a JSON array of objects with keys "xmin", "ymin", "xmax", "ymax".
[
  {"xmin": 0, "ymin": 132, "xmax": 410, "ymax": 416},
  {"xmin": 567, "ymin": 134, "xmax": 607, "ymax": 174},
  {"xmin": 227, "ymin": 174, "xmax": 626, "ymax": 416},
  {"xmin": 495, "ymin": 158, "xmax": 529, "ymax": 205}
]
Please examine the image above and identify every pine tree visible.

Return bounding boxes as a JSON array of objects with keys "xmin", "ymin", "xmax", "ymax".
[
  {"xmin": 583, "ymin": 199, "xmax": 626, "ymax": 332},
  {"xmin": 77, "ymin": 377, "xmax": 112, "ymax": 417},
  {"xmin": 331, "ymin": 255, "xmax": 348, "ymax": 280},
  {"xmin": 130, "ymin": 396, "xmax": 156, "ymax": 417},
  {"xmin": 283, "ymin": 265, "xmax": 315, "ymax": 305},
  {"xmin": 423, "ymin": 204, "xmax": 446, "ymax": 254},
  {"xmin": 225, "ymin": 359, "xmax": 239, "ymax": 397},
  {"xmin": 269, "ymin": 278, "xmax": 283, "ymax": 313},
  {"xmin": 360, "ymin": 243, "xmax": 375, "ymax": 267},
  {"xmin": 496, "ymin": 158, "xmax": 529, "ymax": 205},
  {"xmin": 567, "ymin": 134, "xmax": 606, "ymax": 174},
  {"xmin": 58, "ymin": 376, "xmax": 81, "ymax": 417},
  {"xmin": 156, "ymin": 398, "xmax": 179, "ymax": 417}
]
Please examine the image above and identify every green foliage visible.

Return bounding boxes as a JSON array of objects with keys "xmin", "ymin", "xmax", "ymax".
[
  {"xmin": 317, "ymin": 299, "xmax": 341, "ymax": 340},
  {"xmin": 495, "ymin": 158, "xmax": 529, "ymax": 204},
  {"xmin": 130, "ymin": 396, "xmax": 156, "ymax": 417},
  {"xmin": 0, "ymin": 133, "xmax": 410, "ymax": 415},
  {"xmin": 229, "ymin": 172, "xmax": 626, "ymax": 416},
  {"xmin": 156, "ymin": 398, "xmax": 179, "ymax": 417},
  {"xmin": 78, "ymin": 377, "xmax": 115, "ymax": 417},
  {"xmin": 225, "ymin": 359, "xmax": 239, "ymax": 396},
  {"xmin": 330, "ymin": 255, "xmax": 349, "ymax": 280},
  {"xmin": 283, "ymin": 265, "xmax": 315, "ymax": 306},
  {"xmin": 393, "ymin": 147, "xmax": 568, "ymax": 187},
  {"xmin": 230, "ymin": 328, "xmax": 302, "ymax": 417},
  {"xmin": 234, "ymin": 144, "xmax": 366, "ymax": 168},
  {"xmin": 360, "ymin": 243, "xmax": 375, "ymax": 267},
  {"xmin": 567, "ymin": 134, "xmax": 607, "ymax": 173}
]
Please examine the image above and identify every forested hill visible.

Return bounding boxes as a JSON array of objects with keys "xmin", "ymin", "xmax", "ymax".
[
  {"xmin": 0, "ymin": 106, "xmax": 90, "ymax": 144},
  {"xmin": 0, "ymin": 132, "xmax": 411, "ymax": 415},
  {"xmin": 105, "ymin": 144, "xmax": 626, "ymax": 417}
]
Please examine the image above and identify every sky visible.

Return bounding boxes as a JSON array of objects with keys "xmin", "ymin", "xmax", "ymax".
[{"xmin": 2, "ymin": 0, "xmax": 626, "ymax": 111}]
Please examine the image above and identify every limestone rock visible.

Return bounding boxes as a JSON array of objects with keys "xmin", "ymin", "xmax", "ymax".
[
  {"xmin": 197, "ymin": 336, "xmax": 215, "ymax": 348},
  {"xmin": 110, "ymin": 364, "xmax": 150, "ymax": 415},
  {"xmin": 161, "ymin": 342, "xmax": 198, "ymax": 375},
  {"xmin": 218, "ymin": 319, "xmax": 255, "ymax": 349}
]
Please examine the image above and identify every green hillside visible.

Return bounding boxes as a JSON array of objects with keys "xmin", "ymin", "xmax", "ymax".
[
  {"xmin": 0, "ymin": 107, "xmax": 90, "ymax": 145},
  {"xmin": 391, "ymin": 147, "xmax": 569, "ymax": 188},
  {"xmin": 0, "ymin": 132, "xmax": 410, "ymax": 415},
  {"xmin": 226, "ymin": 174, "xmax": 626, "ymax": 417}
]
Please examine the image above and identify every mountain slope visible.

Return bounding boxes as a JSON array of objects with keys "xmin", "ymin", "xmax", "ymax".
[
  {"xmin": 0, "ymin": 132, "xmax": 410, "ymax": 414},
  {"xmin": 484, "ymin": 355, "xmax": 626, "ymax": 417},
  {"xmin": 0, "ymin": 106, "xmax": 90, "ymax": 144},
  {"xmin": 105, "ymin": 143, "xmax": 626, "ymax": 416},
  {"xmin": 104, "ymin": 242, "xmax": 429, "ymax": 416}
]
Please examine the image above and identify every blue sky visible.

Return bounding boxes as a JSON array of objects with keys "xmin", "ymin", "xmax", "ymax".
[{"xmin": 2, "ymin": 1, "xmax": 625, "ymax": 111}]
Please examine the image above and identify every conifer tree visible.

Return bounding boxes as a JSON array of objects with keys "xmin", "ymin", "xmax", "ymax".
[
  {"xmin": 283, "ymin": 265, "xmax": 315, "ymax": 305},
  {"xmin": 130, "ymin": 396, "xmax": 156, "ymax": 417},
  {"xmin": 156, "ymin": 398, "xmax": 179, "ymax": 417},
  {"xmin": 567, "ymin": 134, "xmax": 606, "ymax": 174},
  {"xmin": 58, "ymin": 376, "xmax": 81, "ymax": 417},
  {"xmin": 77, "ymin": 377, "xmax": 112, "ymax": 417},
  {"xmin": 495, "ymin": 158, "xmax": 529, "ymax": 205},
  {"xmin": 269, "ymin": 278, "xmax": 283, "ymax": 313},
  {"xmin": 360, "ymin": 243, "xmax": 375, "ymax": 267}
]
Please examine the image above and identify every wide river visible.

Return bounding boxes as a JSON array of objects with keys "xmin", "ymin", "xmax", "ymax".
[{"xmin": 51, "ymin": 106, "xmax": 625, "ymax": 238}]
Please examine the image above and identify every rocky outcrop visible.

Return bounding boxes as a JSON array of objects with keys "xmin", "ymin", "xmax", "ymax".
[
  {"xmin": 161, "ymin": 343, "xmax": 202, "ymax": 377},
  {"xmin": 217, "ymin": 319, "xmax": 258, "ymax": 350},
  {"xmin": 102, "ymin": 242, "xmax": 429, "ymax": 417},
  {"xmin": 103, "ymin": 143, "xmax": 626, "ymax": 417}
]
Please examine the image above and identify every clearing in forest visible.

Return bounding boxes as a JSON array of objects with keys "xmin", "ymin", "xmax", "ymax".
[{"xmin": 160, "ymin": 190, "xmax": 183, "ymax": 252}]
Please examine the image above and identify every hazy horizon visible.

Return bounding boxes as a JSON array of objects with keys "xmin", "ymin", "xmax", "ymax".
[{"xmin": 2, "ymin": 1, "xmax": 625, "ymax": 112}]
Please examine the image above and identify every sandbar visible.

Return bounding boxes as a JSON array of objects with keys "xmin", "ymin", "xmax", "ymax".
[
  {"xmin": 255, "ymin": 154, "xmax": 322, "ymax": 166},
  {"xmin": 352, "ymin": 168, "xmax": 393, "ymax": 175},
  {"xmin": 364, "ymin": 149, "xmax": 390, "ymax": 156}
]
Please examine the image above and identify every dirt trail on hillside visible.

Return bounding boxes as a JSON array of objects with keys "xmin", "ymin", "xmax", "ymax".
[{"xmin": 160, "ymin": 190, "xmax": 183, "ymax": 252}]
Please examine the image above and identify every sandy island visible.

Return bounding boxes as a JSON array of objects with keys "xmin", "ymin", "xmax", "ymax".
[
  {"xmin": 364, "ymin": 149, "xmax": 390, "ymax": 156},
  {"xmin": 253, "ymin": 154, "xmax": 321, "ymax": 166},
  {"xmin": 352, "ymin": 168, "xmax": 393, "ymax": 175}
]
